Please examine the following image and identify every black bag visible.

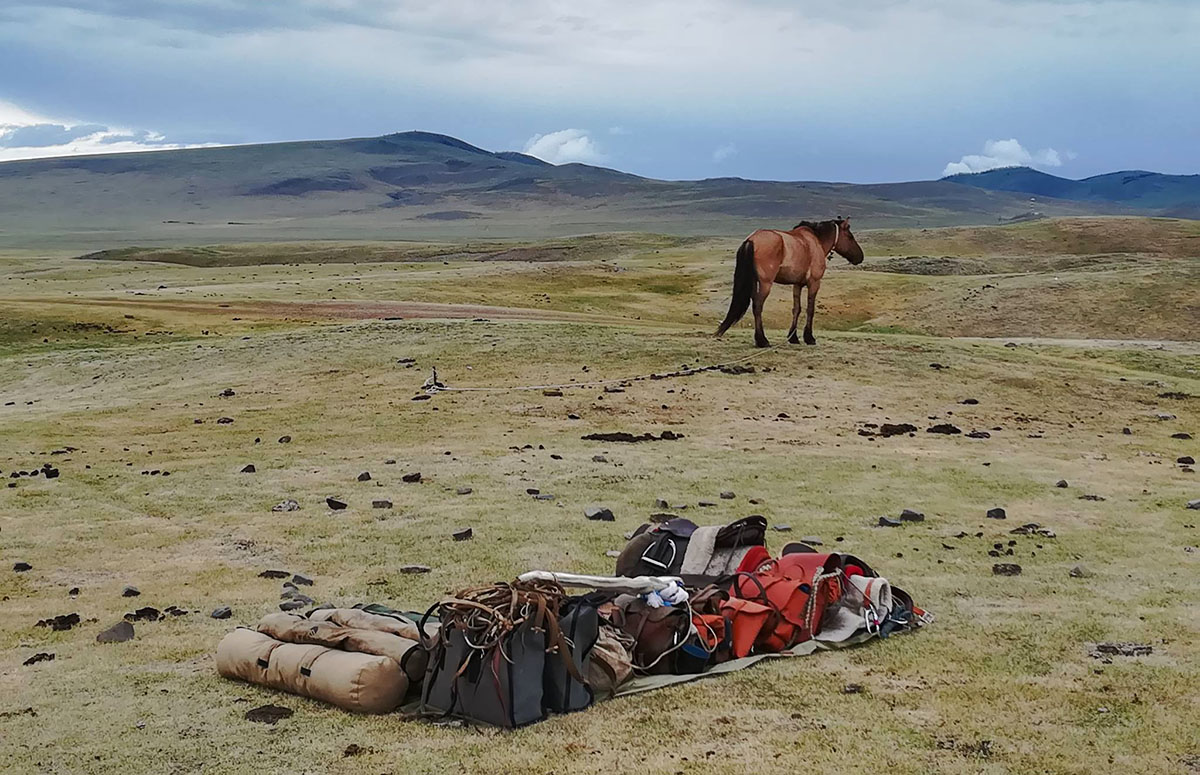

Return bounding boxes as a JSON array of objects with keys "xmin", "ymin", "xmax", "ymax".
[
  {"xmin": 543, "ymin": 597, "xmax": 600, "ymax": 713},
  {"xmin": 420, "ymin": 614, "xmax": 547, "ymax": 728}
]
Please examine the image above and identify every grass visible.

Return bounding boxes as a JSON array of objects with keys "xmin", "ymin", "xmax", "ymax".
[{"xmin": 1, "ymin": 217, "xmax": 1198, "ymax": 774}]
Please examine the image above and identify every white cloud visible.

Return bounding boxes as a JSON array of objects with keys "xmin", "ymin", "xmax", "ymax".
[
  {"xmin": 942, "ymin": 138, "xmax": 1069, "ymax": 177},
  {"xmin": 608, "ymin": 126, "xmax": 632, "ymax": 135},
  {"xmin": 0, "ymin": 98, "xmax": 216, "ymax": 162},
  {"xmin": 522, "ymin": 129, "xmax": 602, "ymax": 164},
  {"xmin": 712, "ymin": 142, "xmax": 737, "ymax": 163}
]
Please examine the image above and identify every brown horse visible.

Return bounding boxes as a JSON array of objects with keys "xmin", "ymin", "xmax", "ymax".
[{"xmin": 715, "ymin": 217, "xmax": 863, "ymax": 347}]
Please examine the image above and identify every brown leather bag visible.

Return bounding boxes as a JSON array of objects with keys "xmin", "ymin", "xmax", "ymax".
[{"xmin": 608, "ymin": 595, "xmax": 691, "ymax": 674}]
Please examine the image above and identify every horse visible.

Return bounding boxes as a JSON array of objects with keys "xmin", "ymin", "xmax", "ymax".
[{"xmin": 715, "ymin": 217, "xmax": 863, "ymax": 347}]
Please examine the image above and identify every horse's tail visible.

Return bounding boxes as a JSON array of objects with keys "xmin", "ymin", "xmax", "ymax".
[{"xmin": 715, "ymin": 239, "xmax": 756, "ymax": 337}]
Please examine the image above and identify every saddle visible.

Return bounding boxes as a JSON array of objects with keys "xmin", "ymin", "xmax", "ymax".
[{"xmin": 615, "ymin": 516, "xmax": 767, "ymax": 582}]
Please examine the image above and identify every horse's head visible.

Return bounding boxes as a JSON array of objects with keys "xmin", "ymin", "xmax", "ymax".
[{"xmin": 833, "ymin": 217, "xmax": 864, "ymax": 265}]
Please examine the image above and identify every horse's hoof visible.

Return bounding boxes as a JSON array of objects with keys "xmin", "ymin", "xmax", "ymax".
[
  {"xmin": 755, "ymin": 338, "xmax": 771, "ymax": 348},
  {"xmin": 804, "ymin": 334, "xmax": 817, "ymax": 346},
  {"xmin": 787, "ymin": 334, "xmax": 800, "ymax": 345}
]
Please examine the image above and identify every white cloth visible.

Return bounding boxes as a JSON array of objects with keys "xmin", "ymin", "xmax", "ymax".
[{"xmin": 517, "ymin": 570, "xmax": 683, "ymax": 595}]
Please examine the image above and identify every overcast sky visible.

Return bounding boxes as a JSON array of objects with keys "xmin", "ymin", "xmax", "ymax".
[{"xmin": 1, "ymin": 1, "xmax": 1197, "ymax": 182}]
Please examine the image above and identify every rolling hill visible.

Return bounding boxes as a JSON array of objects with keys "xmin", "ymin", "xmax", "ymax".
[
  {"xmin": 0, "ymin": 131, "xmax": 1195, "ymax": 249},
  {"xmin": 943, "ymin": 166, "xmax": 1200, "ymax": 218}
]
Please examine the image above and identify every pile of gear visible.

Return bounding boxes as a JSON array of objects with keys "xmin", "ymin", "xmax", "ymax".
[{"xmin": 216, "ymin": 515, "xmax": 930, "ymax": 727}]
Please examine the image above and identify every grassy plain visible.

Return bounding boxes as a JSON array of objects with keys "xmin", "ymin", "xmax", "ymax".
[{"xmin": 1, "ymin": 217, "xmax": 1198, "ymax": 774}]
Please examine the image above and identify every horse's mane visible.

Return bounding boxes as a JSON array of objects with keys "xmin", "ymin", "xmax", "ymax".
[{"xmin": 793, "ymin": 219, "xmax": 837, "ymax": 239}]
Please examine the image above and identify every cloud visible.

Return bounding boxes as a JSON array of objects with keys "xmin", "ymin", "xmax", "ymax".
[
  {"xmin": 522, "ymin": 129, "xmax": 602, "ymax": 164},
  {"xmin": 712, "ymin": 142, "xmax": 737, "ymax": 163},
  {"xmin": 608, "ymin": 126, "xmax": 631, "ymax": 135},
  {"xmin": 942, "ymin": 138, "xmax": 1068, "ymax": 177},
  {"xmin": 0, "ymin": 98, "xmax": 216, "ymax": 161}
]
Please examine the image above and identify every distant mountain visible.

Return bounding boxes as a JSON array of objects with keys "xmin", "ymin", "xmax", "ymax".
[
  {"xmin": 0, "ymin": 132, "xmax": 1194, "ymax": 249},
  {"xmin": 943, "ymin": 166, "xmax": 1200, "ymax": 217}
]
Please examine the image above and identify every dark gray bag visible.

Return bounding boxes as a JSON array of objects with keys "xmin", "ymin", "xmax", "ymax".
[
  {"xmin": 543, "ymin": 599, "xmax": 600, "ymax": 713},
  {"xmin": 420, "ymin": 616, "xmax": 547, "ymax": 728}
]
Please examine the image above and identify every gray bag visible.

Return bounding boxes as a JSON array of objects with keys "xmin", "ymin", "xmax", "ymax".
[{"xmin": 420, "ymin": 615, "xmax": 547, "ymax": 728}]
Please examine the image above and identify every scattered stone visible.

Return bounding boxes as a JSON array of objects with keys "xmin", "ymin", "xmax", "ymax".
[
  {"xmin": 96, "ymin": 621, "xmax": 135, "ymax": 643},
  {"xmin": 1078, "ymin": 494, "xmax": 1106, "ymax": 502},
  {"xmin": 986, "ymin": 507, "xmax": 1007, "ymax": 520},
  {"xmin": 240, "ymin": 464, "xmax": 256, "ymax": 474},
  {"xmin": 245, "ymin": 704, "xmax": 293, "ymax": 724},
  {"xmin": 402, "ymin": 472, "xmax": 422, "ymax": 483},
  {"xmin": 899, "ymin": 509, "xmax": 925, "ymax": 522},
  {"xmin": 698, "ymin": 500, "xmax": 716, "ymax": 507},
  {"xmin": 581, "ymin": 431, "xmax": 683, "ymax": 443},
  {"xmin": 292, "ymin": 574, "xmax": 313, "ymax": 586},
  {"xmin": 372, "ymin": 499, "xmax": 393, "ymax": 509},
  {"xmin": 878, "ymin": 423, "xmax": 918, "ymax": 437},
  {"xmin": 800, "ymin": 536, "xmax": 823, "ymax": 546},
  {"xmin": 748, "ymin": 498, "xmax": 762, "ymax": 505},
  {"xmin": 1187, "ymin": 499, "xmax": 1200, "ymax": 510},
  {"xmin": 842, "ymin": 683, "xmax": 864, "ymax": 694},
  {"xmin": 1010, "ymin": 523, "xmax": 1055, "ymax": 538},
  {"xmin": 1055, "ymin": 479, "xmax": 1069, "ymax": 488},
  {"xmin": 456, "ymin": 486, "xmax": 473, "ymax": 495},
  {"xmin": 1158, "ymin": 391, "xmax": 1191, "ymax": 400},
  {"xmin": 927, "ymin": 423, "xmax": 962, "ymax": 435},
  {"xmin": 125, "ymin": 607, "xmax": 161, "ymax": 622},
  {"xmin": 278, "ymin": 435, "xmax": 292, "ymax": 444},
  {"xmin": 992, "ymin": 563, "xmax": 1022, "ymax": 576},
  {"xmin": 400, "ymin": 565, "xmax": 431, "ymax": 574},
  {"xmin": 1068, "ymin": 565, "xmax": 1093, "ymax": 579},
  {"xmin": 43, "ymin": 467, "xmax": 59, "ymax": 479},
  {"xmin": 216, "ymin": 417, "xmax": 234, "ymax": 424},
  {"xmin": 68, "ymin": 587, "xmax": 79, "ymax": 596},
  {"xmin": 773, "ymin": 524, "xmax": 793, "ymax": 532},
  {"xmin": 211, "ymin": 606, "xmax": 232, "ymax": 619},
  {"xmin": 542, "ymin": 389, "xmax": 564, "ymax": 397},
  {"xmin": 719, "ymin": 491, "xmax": 735, "ymax": 499},
  {"xmin": 411, "ymin": 394, "xmax": 431, "ymax": 401},
  {"xmin": 357, "ymin": 471, "xmax": 372, "ymax": 482},
  {"xmin": 878, "ymin": 516, "xmax": 902, "ymax": 528},
  {"xmin": 343, "ymin": 744, "xmax": 366, "ymax": 758},
  {"xmin": 604, "ymin": 550, "xmax": 621, "ymax": 559},
  {"xmin": 452, "ymin": 528, "xmax": 474, "ymax": 541},
  {"xmin": 1179, "ymin": 456, "xmax": 1196, "ymax": 465},
  {"xmin": 279, "ymin": 599, "xmax": 306, "ymax": 612},
  {"xmin": 654, "ymin": 498, "xmax": 669, "ymax": 509},
  {"xmin": 272, "ymin": 499, "xmax": 300, "ymax": 512},
  {"xmin": 220, "ymin": 388, "xmax": 236, "ymax": 397},
  {"xmin": 965, "ymin": 430, "xmax": 991, "ymax": 439},
  {"xmin": 585, "ymin": 506, "xmax": 616, "ymax": 522},
  {"xmin": 37, "ymin": 613, "xmax": 80, "ymax": 631},
  {"xmin": 23, "ymin": 652, "xmax": 55, "ymax": 666},
  {"xmin": 1171, "ymin": 432, "xmax": 1192, "ymax": 440},
  {"xmin": 591, "ymin": 456, "xmax": 607, "ymax": 464},
  {"xmin": 533, "ymin": 494, "xmax": 555, "ymax": 501},
  {"xmin": 1156, "ymin": 413, "xmax": 1176, "ymax": 421},
  {"xmin": 1091, "ymin": 642, "xmax": 1152, "ymax": 658},
  {"xmin": 13, "ymin": 562, "xmax": 32, "ymax": 572},
  {"xmin": 959, "ymin": 398, "xmax": 979, "ymax": 405},
  {"xmin": 122, "ymin": 586, "xmax": 141, "ymax": 598},
  {"xmin": 326, "ymin": 497, "xmax": 348, "ymax": 510}
]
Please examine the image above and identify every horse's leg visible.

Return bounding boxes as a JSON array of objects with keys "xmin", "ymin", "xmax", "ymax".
[
  {"xmin": 787, "ymin": 283, "xmax": 803, "ymax": 344},
  {"xmin": 803, "ymin": 279, "xmax": 821, "ymax": 345},
  {"xmin": 752, "ymin": 279, "xmax": 773, "ymax": 348}
]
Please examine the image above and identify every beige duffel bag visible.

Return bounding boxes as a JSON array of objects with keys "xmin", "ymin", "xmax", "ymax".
[
  {"xmin": 307, "ymin": 607, "xmax": 431, "ymax": 641},
  {"xmin": 257, "ymin": 613, "xmax": 428, "ymax": 683},
  {"xmin": 217, "ymin": 628, "xmax": 407, "ymax": 714}
]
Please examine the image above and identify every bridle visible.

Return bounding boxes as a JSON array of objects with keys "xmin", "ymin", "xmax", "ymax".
[{"xmin": 827, "ymin": 221, "xmax": 840, "ymax": 258}]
